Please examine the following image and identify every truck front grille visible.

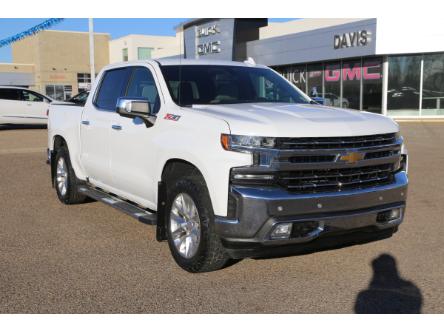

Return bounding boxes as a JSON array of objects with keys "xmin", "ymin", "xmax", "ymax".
[
  {"xmin": 230, "ymin": 133, "xmax": 402, "ymax": 194},
  {"xmin": 277, "ymin": 164, "xmax": 395, "ymax": 193},
  {"xmin": 276, "ymin": 133, "xmax": 397, "ymax": 150}
]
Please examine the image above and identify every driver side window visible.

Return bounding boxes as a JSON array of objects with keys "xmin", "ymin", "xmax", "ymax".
[{"xmin": 126, "ymin": 67, "xmax": 160, "ymax": 114}]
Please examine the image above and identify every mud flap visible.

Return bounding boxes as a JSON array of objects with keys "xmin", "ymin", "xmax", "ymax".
[{"xmin": 156, "ymin": 181, "xmax": 168, "ymax": 241}]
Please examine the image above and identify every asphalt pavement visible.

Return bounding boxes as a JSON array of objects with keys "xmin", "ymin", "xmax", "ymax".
[{"xmin": 0, "ymin": 122, "xmax": 443, "ymax": 313}]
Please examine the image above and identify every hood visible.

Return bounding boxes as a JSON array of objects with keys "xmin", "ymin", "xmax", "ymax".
[{"xmin": 190, "ymin": 103, "xmax": 399, "ymax": 137}]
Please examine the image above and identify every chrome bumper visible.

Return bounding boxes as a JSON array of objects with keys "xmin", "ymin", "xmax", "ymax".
[{"xmin": 215, "ymin": 171, "xmax": 408, "ymax": 250}]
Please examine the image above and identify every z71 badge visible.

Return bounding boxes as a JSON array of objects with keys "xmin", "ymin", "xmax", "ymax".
[{"xmin": 164, "ymin": 113, "xmax": 181, "ymax": 121}]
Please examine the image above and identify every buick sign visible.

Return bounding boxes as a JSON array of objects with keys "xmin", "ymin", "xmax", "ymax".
[
  {"xmin": 334, "ymin": 30, "xmax": 371, "ymax": 49},
  {"xmin": 197, "ymin": 24, "xmax": 220, "ymax": 38}
]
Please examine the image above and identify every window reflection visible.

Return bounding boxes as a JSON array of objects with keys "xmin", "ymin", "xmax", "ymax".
[
  {"xmin": 387, "ymin": 55, "xmax": 421, "ymax": 116},
  {"xmin": 342, "ymin": 60, "xmax": 361, "ymax": 110},
  {"xmin": 422, "ymin": 54, "xmax": 444, "ymax": 116},
  {"xmin": 307, "ymin": 64, "xmax": 323, "ymax": 99},
  {"xmin": 278, "ymin": 65, "xmax": 307, "ymax": 93},
  {"xmin": 362, "ymin": 58, "xmax": 382, "ymax": 113},
  {"xmin": 324, "ymin": 62, "xmax": 342, "ymax": 107}
]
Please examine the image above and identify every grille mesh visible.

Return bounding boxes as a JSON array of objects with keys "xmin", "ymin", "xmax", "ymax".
[
  {"xmin": 277, "ymin": 164, "xmax": 394, "ymax": 193},
  {"xmin": 276, "ymin": 133, "xmax": 397, "ymax": 150}
]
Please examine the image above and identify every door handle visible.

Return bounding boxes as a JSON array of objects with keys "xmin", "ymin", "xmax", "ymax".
[
  {"xmin": 111, "ymin": 124, "xmax": 122, "ymax": 130},
  {"xmin": 81, "ymin": 120, "xmax": 90, "ymax": 125}
]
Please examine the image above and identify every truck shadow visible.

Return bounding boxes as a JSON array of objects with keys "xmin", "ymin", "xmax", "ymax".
[
  {"xmin": 0, "ymin": 124, "xmax": 47, "ymax": 131},
  {"xmin": 354, "ymin": 253, "xmax": 423, "ymax": 314}
]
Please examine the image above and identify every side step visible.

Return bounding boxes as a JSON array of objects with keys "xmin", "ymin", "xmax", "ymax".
[{"xmin": 78, "ymin": 185, "xmax": 157, "ymax": 225}]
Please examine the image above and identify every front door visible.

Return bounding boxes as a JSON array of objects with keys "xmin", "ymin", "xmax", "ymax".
[
  {"xmin": 108, "ymin": 66, "xmax": 162, "ymax": 208},
  {"xmin": 80, "ymin": 67, "xmax": 132, "ymax": 189}
]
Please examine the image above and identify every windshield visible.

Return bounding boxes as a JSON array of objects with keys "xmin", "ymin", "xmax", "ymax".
[{"xmin": 160, "ymin": 65, "xmax": 311, "ymax": 106}]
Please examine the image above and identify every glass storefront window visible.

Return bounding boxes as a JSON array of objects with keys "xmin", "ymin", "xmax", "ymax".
[
  {"xmin": 422, "ymin": 53, "xmax": 444, "ymax": 116},
  {"xmin": 342, "ymin": 59, "xmax": 361, "ymax": 110},
  {"xmin": 324, "ymin": 62, "xmax": 341, "ymax": 107},
  {"xmin": 273, "ymin": 53, "xmax": 444, "ymax": 118},
  {"xmin": 276, "ymin": 65, "xmax": 307, "ymax": 93},
  {"xmin": 387, "ymin": 55, "xmax": 422, "ymax": 116},
  {"xmin": 307, "ymin": 63, "xmax": 323, "ymax": 99},
  {"xmin": 362, "ymin": 58, "xmax": 382, "ymax": 113}
]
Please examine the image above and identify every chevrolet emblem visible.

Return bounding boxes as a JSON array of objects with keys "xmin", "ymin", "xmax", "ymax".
[{"xmin": 339, "ymin": 152, "xmax": 365, "ymax": 164}]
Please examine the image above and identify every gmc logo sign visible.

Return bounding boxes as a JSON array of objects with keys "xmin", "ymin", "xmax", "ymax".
[
  {"xmin": 197, "ymin": 41, "xmax": 221, "ymax": 55},
  {"xmin": 334, "ymin": 30, "xmax": 371, "ymax": 49}
]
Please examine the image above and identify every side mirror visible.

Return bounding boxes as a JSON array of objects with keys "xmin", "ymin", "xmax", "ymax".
[{"xmin": 116, "ymin": 97, "xmax": 156, "ymax": 126}]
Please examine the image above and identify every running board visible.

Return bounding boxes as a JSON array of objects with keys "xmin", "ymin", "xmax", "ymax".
[{"xmin": 78, "ymin": 185, "xmax": 157, "ymax": 225}]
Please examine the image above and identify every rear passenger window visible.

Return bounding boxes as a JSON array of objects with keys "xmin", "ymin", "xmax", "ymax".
[
  {"xmin": 0, "ymin": 88, "xmax": 21, "ymax": 101},
  {"xmin": 95, "ymin": 68, "xmax": 131, "ymax": 111},
  {"xmin": 126, "ymin": 67, "xmax": 161, "ymax": 114},
  {"xmin": 21, "ymin": 90, "xmax": 44, "ymax": 102}
]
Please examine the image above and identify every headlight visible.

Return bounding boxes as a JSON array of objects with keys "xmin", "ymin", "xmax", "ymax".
[{"xmin": 221, "ymin": 134, "xmax": 276, "ymax": 151}]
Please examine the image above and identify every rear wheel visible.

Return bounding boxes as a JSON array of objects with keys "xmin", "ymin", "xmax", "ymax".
[
  {"xmin": 54, "ymin": 146, "xmax": 87, "ymax": 204},
  {"xmin": 166, "ymin": 174, "xmax": 229, "ymax": 272}
]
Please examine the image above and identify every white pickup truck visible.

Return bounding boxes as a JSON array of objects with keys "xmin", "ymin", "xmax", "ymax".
[{"xmin": 48, "ymin": 59, "xmax": 408, "ymax": 272}]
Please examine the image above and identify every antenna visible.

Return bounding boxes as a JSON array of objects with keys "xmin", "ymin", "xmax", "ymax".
[{"xmin": 244, "ymin": 57, "xmax": 256, "ymax": 66}]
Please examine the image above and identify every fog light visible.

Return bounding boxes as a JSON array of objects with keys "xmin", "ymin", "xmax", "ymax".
[
  {"xmin": 270, "ymin": 223, "xmax": 293, "ymax": 239},
  {"xmin": 291, "ymin": 221, "xmax": 321, "ymax": 238},
  {"xmin": 377, "ymin": 208, "xmax": 401, "ymax": 223}
]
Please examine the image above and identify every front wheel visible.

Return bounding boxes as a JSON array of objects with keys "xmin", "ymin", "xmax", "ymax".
[{"xmin": 166, "ymin": 175, "xmax": 229, "ymax": 272}]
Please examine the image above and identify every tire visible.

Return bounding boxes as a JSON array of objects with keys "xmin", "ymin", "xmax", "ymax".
[
  {"xmin": 54, "ymin": 146, "xmax": 87, "ymax": 205},
  {"xmin": 165, "ymin": 174, "xmax": 229, "ymax": 273}
]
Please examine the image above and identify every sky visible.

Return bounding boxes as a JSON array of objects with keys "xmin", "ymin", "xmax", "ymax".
[{"xmin": 0, "ymin": 18, "xmax": 294, "ymax": 62}]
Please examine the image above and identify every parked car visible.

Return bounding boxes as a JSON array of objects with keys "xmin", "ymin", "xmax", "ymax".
[
  {"xmin": 309, "ymin": 92, "xmax": 350, "ymax": 109},
  {"xmin": 47, "ymin": 59, "xmax": 408, "ymax": 272},
  {"xmin": 67, "ymin": 90, "xmax": 89, "ymax": 106},
  {"xmin": 0, "ymin": 86, "xmax": 52, "ymax": 125}
]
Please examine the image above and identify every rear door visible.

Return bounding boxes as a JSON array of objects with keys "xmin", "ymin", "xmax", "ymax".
[
  {"xmin": 19, "ymin": 90, "xmax": 50, "ymax": 124},
  {"xmin": 80, "ymin": 67, "xmax": 132, "ymax": 189},
  {"xmin": 0, "ymin": 88, "xmax": 25, "ymax": 124}
]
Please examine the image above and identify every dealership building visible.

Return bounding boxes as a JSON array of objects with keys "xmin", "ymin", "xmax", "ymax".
[
  {"xmin": 1, "ymin": 18, "xmax": 444, "ymax": 118},
  {"xmin": 0, "ymin": 30, "xmax": 110, "ymax": 100},
  {"xmin": 176, "ymin": 18, "xmax": 444, "ymax": 118}
]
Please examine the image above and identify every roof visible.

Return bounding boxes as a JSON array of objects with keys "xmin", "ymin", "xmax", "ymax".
[
  {"xmin": 0, "ymin": 85, "xmax": 27, "ymax": 89},
  {"xmin": 156, "ymin": 58, "xmax": 267, "ymax": 67},
  {"xmin": 103, "ymin": 59, "xmax": 268, "ymax": 71}
]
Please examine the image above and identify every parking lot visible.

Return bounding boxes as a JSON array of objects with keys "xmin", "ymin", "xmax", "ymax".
[{"xmin": 0, "ymin": 122, "xmax": 443, "ymax": 313}]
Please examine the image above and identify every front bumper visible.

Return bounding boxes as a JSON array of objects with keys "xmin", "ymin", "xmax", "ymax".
[{"xmin": 215, "ymin": 171, "xmax": 408, "ymax": 258}]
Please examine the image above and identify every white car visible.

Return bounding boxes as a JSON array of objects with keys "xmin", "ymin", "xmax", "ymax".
[
  {"xmin": 0, "ymin": 86, "xmax": 52, "ymax": 125},
  {"xmin": 47, "ymin": 59, "xmax": 408, "ymax": 272}
]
